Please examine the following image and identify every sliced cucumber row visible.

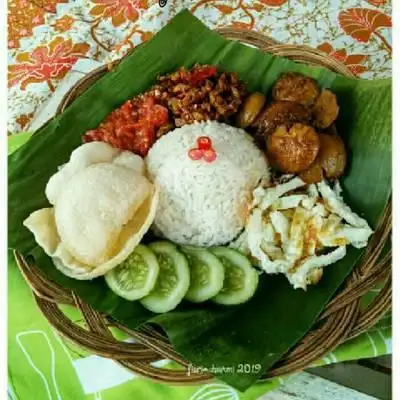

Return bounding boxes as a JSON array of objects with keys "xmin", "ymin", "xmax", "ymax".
[
  {"xmin": 211, "ymin": 247, "xmax": 259, "ymax": 306},
  {"xmin": 181, "ymin": 246, "xmax": 225, "ymax": 303},
  {"xmin": 105, "ymin": 244, "xmax": 159, "ymax": 301},
  {"xmin": 105, "ymin": 241, "xmax": 259, "ymax": 313},
  {"xmin": 140, "ymin": 241, "xmax": 190, "ymax": 313}
]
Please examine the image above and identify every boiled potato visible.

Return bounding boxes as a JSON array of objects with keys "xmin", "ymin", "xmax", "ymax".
[
  {"xmin": 313, "ymin": 90, "xmax": 339, "ymax": 129},
  {"xmin": 236, "ymin": 92, "xmax": 266, "ymax": 128},
  {"xmin": 319, "ymin": 133, "xmax": 347, "ymax": 179},
  {"xmin": 272, "ymin": 73, "xmax": 320, "ymax": 106},
  {"xmin": 299, "ymin": 133, "xmax": 347, "ymax": 183},
  {"xmin": 266, "ymin": 123, "xmax": 320, "ymax": 173},
  {"xmin": 253, "ymin": 101, "xmax": 312, "ymax": 138},
  {"xmin": 299, "ymin": 159, "xmax": 324, "ymax": 184}
]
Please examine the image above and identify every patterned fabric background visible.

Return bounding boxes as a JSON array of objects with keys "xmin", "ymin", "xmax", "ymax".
[{"xmin": 7, "ymin": 0, "xmax": 392, "ymax": 134}]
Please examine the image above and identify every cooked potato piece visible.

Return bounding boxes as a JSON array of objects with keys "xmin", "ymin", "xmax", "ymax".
[
  {"xmin": 253, "ymin": 101, "xmax": 312, "ymax": 139},
  {"xmin": 319, "ymin": 133, "xmax": 347, "ymax": 179},
  {"xmin": 299, "ymin": 133, "xmax": 347, "ymax": 183},
  {"xmin": 299, "ymin": 159, "xmax": 324, "ymax": 184},
  {"xmin": 272, "ymin": 73, "xmax": 320, "ymax": 106},
  {"xmin": 236, "ymin": 92, "xmax": 266, "ymax": 128},
  {"xmin": 313, "ymin": 89, "xmax": 339, "ymax": 129},
  {"xmin": 267, "ymin": 123, "xmax": 320, "ymax": 173}
]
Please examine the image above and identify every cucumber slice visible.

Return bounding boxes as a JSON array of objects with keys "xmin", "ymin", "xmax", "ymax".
[
  {"xmin": 181, "ymin": 246, "xmax": 225, "ymax": 303},
  {"xmin": 211, "ymin": 247, "xmax": 259, "ymax": 305},
  {"xmin": 140, "ymin": 241, "xmax": 190, "ymax": 313},
  {"xmin": 105, "ymin": 245, "xmax": 159, "ymax": 301}
]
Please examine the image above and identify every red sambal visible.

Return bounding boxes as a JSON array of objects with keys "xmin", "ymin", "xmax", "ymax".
[{"xmin": 83, "ymin": 95, "xmax": 169, "ymax": 157}]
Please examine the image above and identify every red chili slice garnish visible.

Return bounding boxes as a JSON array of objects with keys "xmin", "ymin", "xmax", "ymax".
[
  {"xmin": 203, "ymin": 148, "xmax": 217, "ymax": 163},
  {"xmin": 197, "ymin": 136, "xmax": 212, "ymax": 150},
  {"xmin": 189, "ymin": 136, "xmax": 217, "ymax": 163},
  {"xmin": 187, "ymin": 66, "xmax": 217, "ymax": 85},
  {"xmin": 188, "ymin": 148, "xmax": 203, "ymax": 160}
]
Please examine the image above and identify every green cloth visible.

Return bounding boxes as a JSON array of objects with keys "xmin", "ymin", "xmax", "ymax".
[{"xmin": 8, "ymin": 134, "xmax": 391, "ymax": 400}]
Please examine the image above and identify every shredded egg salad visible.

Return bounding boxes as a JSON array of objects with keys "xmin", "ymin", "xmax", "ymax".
[{"xmin": 231, "ymin": 176, "xmax": 373, "ymax": 290}]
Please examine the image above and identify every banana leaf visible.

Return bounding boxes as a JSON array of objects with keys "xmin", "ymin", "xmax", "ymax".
[{"xmin": 8, "ymin": 10, "xmax": 391, "ymax": 391}]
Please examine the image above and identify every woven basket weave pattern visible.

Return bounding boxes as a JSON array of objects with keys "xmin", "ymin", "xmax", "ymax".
[{"xmin": 15, "ymin": 28, "xmax": 392, "ymax": 384}]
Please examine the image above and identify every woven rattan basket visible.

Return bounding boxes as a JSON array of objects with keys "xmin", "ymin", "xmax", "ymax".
[{"xmin": 15, "ymin": 28, "xmax": 392, "ymax": 385}]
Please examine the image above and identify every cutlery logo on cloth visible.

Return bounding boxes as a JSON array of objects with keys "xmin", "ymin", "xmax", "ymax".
[
  {"xmin": 189, "ymin": 384, "xmax": 239, "ymax": 400},
  {"xmin": 16, "ymin": 331, "xmax": 62, "ymax": 400}
]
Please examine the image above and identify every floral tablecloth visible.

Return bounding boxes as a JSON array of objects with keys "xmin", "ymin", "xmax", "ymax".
[
  {"xmin": 8, "ymin": 2, "xmax": 392, "ymax": 400},
  {"xmin": 8, "ymin": 0, "xmax": 392, "ymax": 134}
]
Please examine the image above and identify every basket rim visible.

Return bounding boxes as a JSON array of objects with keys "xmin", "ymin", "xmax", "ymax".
[{"xmin": 14, "ymin": 28, "xmax": 392, "ymax": 386}]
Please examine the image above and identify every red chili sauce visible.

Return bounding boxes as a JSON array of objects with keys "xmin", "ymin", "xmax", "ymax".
[{"xmin": 83, "ymin": 95, "xmax": 169, "ymax": 157}]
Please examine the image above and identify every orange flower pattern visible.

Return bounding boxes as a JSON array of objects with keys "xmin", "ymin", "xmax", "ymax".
[
  {"xmin": 90, "ymin": 0, "xmax": 148, "ymax": 27},
  {"xmin": 366, "ymin": 0, "xmax": 388, "ymax": 5},
  {"xmin": 16, "ymin": 113, "xmax": 35, "ymax": 130},
  {"xmin": 339, "ymin": 8, "xmax": 392, "ymax": 52},
  {"xmin": 317, "ymin": 42, "xmax": 370, "ymax": 76},
  {"xmin": 7, "ymin": 0, "xmax": 392, "ymax": 133},
  {"xmin": 8, "ymin": 0, "xmax": 68, "ymax": 49},
  {"xmin": 9, "ymin": 37, "xmax": 90, "ymax": 91},
  {"xmin": 259, "ymin": 0, "xmax": 288, "ymax": 6},
  {"xmin": 53, "ymin": 15, "xmax": 75, "ymax": 33}
]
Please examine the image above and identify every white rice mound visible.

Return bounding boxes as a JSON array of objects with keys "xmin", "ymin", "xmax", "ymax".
[{"xmin": 145, "ymin": 121, "xmax": 270, "ymax": 247}]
